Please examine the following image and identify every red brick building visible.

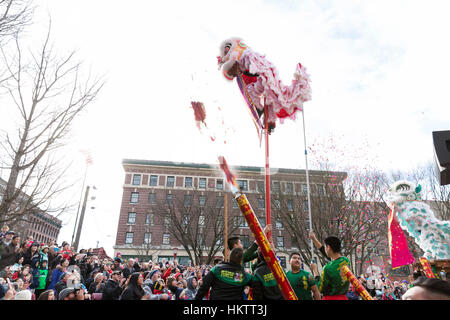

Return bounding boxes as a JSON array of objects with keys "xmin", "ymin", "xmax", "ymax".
[{"xmin": 114, "ymin": 159, "xmax": 347, "ymax": 267}]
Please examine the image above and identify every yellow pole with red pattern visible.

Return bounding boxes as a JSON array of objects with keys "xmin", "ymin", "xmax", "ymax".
[
  {"xmin": 341, "ymin": 265, "xmax": 373, "ymax": 300},
  {"xmin": 235, "ymin": 193, "xmax": 298, "ymax": 300}
]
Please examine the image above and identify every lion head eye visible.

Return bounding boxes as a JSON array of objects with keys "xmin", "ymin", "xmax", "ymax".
[{"xmin": 224, "ymin": 43, "xmax": 231, "ymax": 55}]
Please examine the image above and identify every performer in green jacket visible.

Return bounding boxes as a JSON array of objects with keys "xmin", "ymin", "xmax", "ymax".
[
  {"xmin": 286, "ymin": 252, "xmax": 321, "ymax": 300},
  {"xmin": 310, "ymin": 235, "xmax": 350, "ymax": 300}
]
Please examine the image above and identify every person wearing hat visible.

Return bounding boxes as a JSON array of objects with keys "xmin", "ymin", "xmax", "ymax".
[
  {"xmin": 22, "ymin": 241, "xmax": 40, "ymax": 267},
  {"xmin": 14, "ymin": 289, "xmax": 32, "ymax": 300},
  {"xmin": 142, "ymin": 269, "xmax": 170, "ymax": 300},
  {"xmin": 0, "ymin": 234, "xmax": 20, "ymax": 269},
  {"xmin": 102, "ymin": 270, "xmax": 125, "ymax": 300},
  {"xmin": 54, "ymin": 272, "xmax": 70, "ymax": 296},
  {"xmin": 58, "ymin": 287, "xmax": 76, "ymax": 300}
]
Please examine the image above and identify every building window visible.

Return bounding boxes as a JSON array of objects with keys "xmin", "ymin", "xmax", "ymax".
[
  {"xmin": 130, "ymin": 192, "xmax": 139, "ymax": 204},
  {"xmin": 145, "ymin": 213, "xmax": 153, "ymax": 225},
  {"xmin": 216, "ymin": 179, "xmax": 223, "ymax": 190},
  {"xmin": 287, "ymin": 199, "xmax": 293, "ymax": 212},
  {"xmin": 198, "ymin": 195, "xmax": 206, "ymax": 207},
  {"xmin": 127, "ymin": 212, "xmax": 136, "ymax": 224},
  {"xmin": 276, "ymin": 217, "xmax": 283, "ymax": 229},
  {"xmin": 257, "ymin": 181, "xmax": 265, "ymax": 193},
  {"xmin": 286, "ymin": 183, "xmax": 293, "ymax": 194},
  {"xmin": 164, "ymin": 216, "xmax": 171, "ymax": 227},
  {"xmin": 232, "ymin": 199, "xmax": 238, "ymax": 208},
  {"xmin": 199, "ymin": 178, "xmax": 207, "ymax": 189},
  {"xmin": 148, "ymin": 193, "xmax": 156, "ymax": 204},
  {"xmin": 149, "ymin": 175, "xmax": 158, "ymax": 186},
  {"xmin": 144, "ymin": 233, "xmax": 152, "ymax": 245},
  {"xmin": 166, "ymin": 176, "xmax": 175, "ymax": 187},
  {"xmin": 185, "ymin": 177, "xmax": 193, "ymax": 188},
  {"xmin": 184, "ymin": 194, "xmax": 192, "ymax": 207},
  {"xmin": 237, "ymin": 180, "xmax": 248, "ymax": 191},
  {"xmin": 162, "ymin": 233, "xmax": 170, "ymax": 245},
  {"xmin": 258, "ymin": 215, "xmax": 266, "ymax": 228},
  {"xmin": 238, "ymin": 216, "xmax": 248, "ymax": 228},
  {"xmin": 241, "ymin": 235, "xmax": 250, "ymax": 249},
  {"xmin": 303, "ymin": 200, "xmax": 309, "ymax": 211},
  {"xmin": 132, "ymin": 174, "xmax": 141, "ymax": 186},
  {"xmin": 273, "ymin": 199, "xmax": 281, "ymax": 209},
  {"xmin": 216, "ymin": 196, "xmax": 224, "ymax": 208},
  {"xmin": 182, "ymin": 215, "xmax": 190, "ymax": 226},
  {"xmin": 302, "ymin": 184, "xmax": 308, "ymax": 195},
  {"xmin": 198, "ymin": 215, "xmax": 205, "ymax": 226},
  {"xmin": 125, "ymin": 232, "xmax": 134, "ymax": 244},
  {"xmin": 273, "ymin": 181, "xmax": 280, "ymax": 193},
  {"xmin": 166, "ymin": 194, "xmax": 173, "ymax": 205},
  {"xmin": 258, "ymin": 198, "xmax": 265, "ymax": 209},
  {"xmin": 317, "ymin": 184, "xmax": 325, "ymax": 196},
  {"xmin": 277, "ymin": 236, "xmax": 284, "ymax": 248}
]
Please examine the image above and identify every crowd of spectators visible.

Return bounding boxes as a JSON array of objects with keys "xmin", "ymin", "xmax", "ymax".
[{"xmin": 1, "ymin": 224, "xmax": 449, "ymax": 301}]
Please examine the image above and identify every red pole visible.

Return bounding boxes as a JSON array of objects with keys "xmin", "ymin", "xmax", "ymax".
[{"xmin": 264, "ymin": 104, "xmax": 272, "ymax": 241}]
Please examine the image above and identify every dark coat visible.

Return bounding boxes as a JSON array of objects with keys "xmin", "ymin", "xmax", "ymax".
[{"xmin": 102, "ymin": 279, "xmax": 123, "ymax": 300}]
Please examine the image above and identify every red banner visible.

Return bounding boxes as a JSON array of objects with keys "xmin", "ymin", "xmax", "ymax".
[{"xmin": 235, "ymin": 194, "xmax": 297, "ymax": 300}]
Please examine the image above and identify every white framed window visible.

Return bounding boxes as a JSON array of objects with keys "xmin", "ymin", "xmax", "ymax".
[
  {"xmin": 132, "ymin": 174, "xmax": 141, "ymax": 186},
  {"xmin": 216, "ymin": 179, "xmax": 223, "ymax": 190},
  {"xmin": 237, "ymin": 180, "xmax": 248, "ymax": 191},
  {"xmin": 276, "ymin": 217, "xmax": 283, "ymax": 229},
  {"xmin": 198, "ymin": 215, "xmax": 205, "ymax": 226},
  {"xmin": 149, "ymin": 175, "xmax": 158, "ymax": 186},
  {"xmin": 199, "ymin": 178, "xmax": 207, "ymax": 189},
  {"xmin": 148, "ymin": 193, "xmax": 156, "ymax": 204},
  {"xmin": 286, "ymin": 182, "xmax": 293, "ymax": 194},
  {"xmin": 185, "ymin": 177, "xmax": 193, "ymax": 188},
  {"xmin": 198, "ymin": 195, "xmax": 206, "ymax": 207},
  {"xmin": 127, "ymin": 212, "xmax": 136, "ymax": 224},
  {"xmin": 287, "ymin": 199, "xmax": 294, "ymax": 212},
  {"xmin": 258, "ymin": 198, "xmax": 265, "ymax": 209},
  {"xmin": 145, "ymin": 213, "xmax": 154, "ymax": 225},
  {"xmin": 166, "ymin": 194, "xmax": 173, "ymax": 205},
  {"xmin": 317, "ymin": 184, "xmax": 325, "ymax": 196},
  {"xmin": 302, "ymin": 184, "xmax": 308, "ymax": 195},
  {"xmin": 125, "ymin": 232, "xmax": 134, "ymax": 244},
  {"xmin": 144, "ymin": 233, "xmax": 152, "ymax": 244},
  {"xmin": 130, "ymin": 192, "xmax": 139, "ymax": 204},
  {"xmin": 166, "ymin": 176, "xmax": 175, "ymax": 187},
  {"xmin": 277, "ymin": 236, "xmax": 284, "ymax": 248},
  {"xmin": 162, "ymin": 233, "xmax": 170, "ymax": 245},
  {"xmin": 216, "ymin": 196, "xmax": 224, "ymax": 208},
  {"xmin": 273, "ymin": 181, "xmax": 280, "ymax": 193},
  {"xmin": 184, "ymin": 194, "xmax": 192, "ymax": 207}
]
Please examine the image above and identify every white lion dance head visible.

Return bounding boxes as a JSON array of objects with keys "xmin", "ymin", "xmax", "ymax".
[{"xmin": 384, "ymin": 180, "xmax": 450, "ymax": 260}]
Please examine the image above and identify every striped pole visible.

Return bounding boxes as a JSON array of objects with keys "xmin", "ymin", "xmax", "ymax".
[
  {"xmin": 236, "ymin": 193, "xmax": 297, "ymax": 300},
  {"xmin": 341, "ymin": 265, "xmax": 373, "ymax": 300}
]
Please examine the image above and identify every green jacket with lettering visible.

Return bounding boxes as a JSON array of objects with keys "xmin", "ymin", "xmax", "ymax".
[
  {"xmin": 195, "ymin": 262, "xmax": 252, "ymax": 300},
  {"xmin": 251, "ymin": 260, "xmax": 283, "ymax": 300},
  {"xmin": 318, "ymin": 256, "xmax": 350, "ymax": 296}
]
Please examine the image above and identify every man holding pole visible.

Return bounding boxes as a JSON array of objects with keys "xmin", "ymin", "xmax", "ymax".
[
  {"xmin": 309, "ymin": 235, "xmax": 351, "ymax": 300},
  {"xmin": 286, "ymin": 252, "xmax": 321, "ymax": 300}
]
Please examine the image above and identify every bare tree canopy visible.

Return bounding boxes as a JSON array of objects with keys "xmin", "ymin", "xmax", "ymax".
[
  {"xmin": 0, "ymin": 0, "xmax": 33, "ymax": 41},
  {"xmin": 0, "ymin": 21, "xmax": 104, "ymax": 228},
  {"xmin": 154, "ymin": 190, "xmax": 240, "ymax": 265}
]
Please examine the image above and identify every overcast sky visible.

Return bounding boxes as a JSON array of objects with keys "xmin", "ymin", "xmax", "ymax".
[{"xmin": 3, "ymin": 0, "xmax": 449, "ymax": 257}]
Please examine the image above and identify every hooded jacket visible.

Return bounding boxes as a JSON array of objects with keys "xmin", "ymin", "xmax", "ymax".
[{"xmin": 184, "ymin": 276, "xmax": 198, "ymax": 300}]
